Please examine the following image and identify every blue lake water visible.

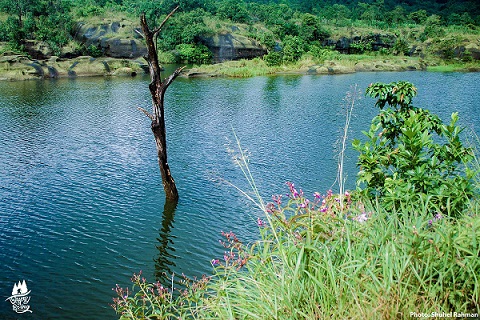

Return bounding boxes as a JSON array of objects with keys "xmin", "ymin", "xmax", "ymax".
[{"xmin": 0, "ymin": 71, "xmax": 479, "ymax": 319}]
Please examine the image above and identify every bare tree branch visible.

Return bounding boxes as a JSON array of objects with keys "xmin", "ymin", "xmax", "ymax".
[
  {"xmin": 134, "ymin": 29, "xmax": 145, "ymax": 39},
  {"xmin": 153, "ymin": 6, "xmax": 179, "ymax": 36},
  {"xmin": 137, "ymin": 107, "xmax": 154, "ymax": 120},
  {"xmin": 163, "ymin": 66, "xmax": 186, "ymax": 90}
]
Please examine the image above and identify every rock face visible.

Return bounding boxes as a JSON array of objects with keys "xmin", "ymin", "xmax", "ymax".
[
  {"xmin": 465, "ymin": 44, "xmax": 480, "ymax": 60},
  {"xmin": 74, "ymin": 21, "xmax": 147, "ymax": 59},
  {"xmin": 75, "ymin": 22, "xmax": 266, "ymax": 62},
  {"xmin": 199, "ymin": 33, "xmax": 267, "ymax": 62},
  {"xmin": 24, "ymin": 40, "xmax": 54, "ymax": 60},
  {"xmin": 323, "ymin": 34, "xmax": 396, "ymax": 54}
]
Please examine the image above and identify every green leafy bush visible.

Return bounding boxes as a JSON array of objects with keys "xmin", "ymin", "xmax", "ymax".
[
  {"xmin": 349, "ymin": 39, "xmax": 373, "ymax": 54},
  {"xmin": 353, "ymin": 81, "xmax": 477, "ymax": 216},
  {"xmin": 299, "ymin": 13, "xmax": 330, "ymax": 42},
  {"xmin": 175, "ymin": 43, "xmax": 212, "ymax": 64},
  {"xmin": 422, "ymin": 15, "xmax": 446, "ymax": 40},
  {"xmin": 392, "ymin": 38, "xmax": 410, "ymax": 55},
  {"xmin": 281, "ymin": 35, "xmax": 305, "ymax": 62},
  {"xmin": 216, "ymin": 0, "xmax": 250, "ymax": 23},
  {"xmin": 86, "ymin": 44, "xmax": 103, "ymax": 57},
  {"xmin": 157, "ymin": 9, "xmax": 214, "ymax": 51},
  {"xmin": 263, "ymin": 51, "xmax": 283, "ymax": 66}
]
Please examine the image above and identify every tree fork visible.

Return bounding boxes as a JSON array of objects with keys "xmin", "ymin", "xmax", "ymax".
[{"xmin": 139, "ymin": 6, "xmax": 184, "ymax": 202}]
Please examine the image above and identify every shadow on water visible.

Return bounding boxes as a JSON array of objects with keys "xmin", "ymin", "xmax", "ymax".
[{"xmin": 154, "ymin": 200, "xmax": 178, "ymax": 285}]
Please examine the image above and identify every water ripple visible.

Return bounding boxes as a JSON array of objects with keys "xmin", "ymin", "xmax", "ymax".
[{"xmin": 1, "ymin": 73, "xmax": 479, "ymax": 319}]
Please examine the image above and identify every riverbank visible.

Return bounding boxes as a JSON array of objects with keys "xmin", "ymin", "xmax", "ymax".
[
  {"xmin": 183, "ymin": 55, "xmax": 480, "ymax": 78},
  {"xmin": 1, "ymin": 52, "xmax": 479, "ymax": 81}
]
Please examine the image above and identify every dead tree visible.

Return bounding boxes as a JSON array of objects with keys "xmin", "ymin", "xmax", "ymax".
[{"xmin": 139, "ymin": 7, "xmax": 184, "ymax": 202}]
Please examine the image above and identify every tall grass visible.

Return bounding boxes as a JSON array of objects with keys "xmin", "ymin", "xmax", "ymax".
[
  {"xmin": 335, "ymin": 85, "xmax": 359, "ymax": 213},
  {"xmin": 113, "ymin": 136, "xmax": 480, "ymax": 319},
  {"xmin": 187, "ymin": 58, "xmax": 281, "ymax": 77},
  {"xmin": 193, "ymin": 191, "xmax": 480, "ymax": 319}
]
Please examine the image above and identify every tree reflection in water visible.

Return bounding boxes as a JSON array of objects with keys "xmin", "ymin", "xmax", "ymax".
[{"xmin": 154, "ymin": 200, "xmax": 177, "ymax": 285}]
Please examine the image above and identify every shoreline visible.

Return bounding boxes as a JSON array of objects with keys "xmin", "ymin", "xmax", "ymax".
[
  {"xmin": 182, "ymin": 56, "xmax": 480, "ymax": 78},
  {"xmin": 1, "ymin": 54, "xmax": 479, "ymax": 81}
]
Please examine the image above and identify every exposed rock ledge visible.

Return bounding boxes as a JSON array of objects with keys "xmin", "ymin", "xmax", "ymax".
[
  {"xmin": 73, "ymin": 21, "xmax": 147, "ymax": 59},
  {"xmin": 0, "ymin": 53, "xmax": 146, "ymax": 81},
  {"xmin": 73, "ymin": 21, "xmax": 267, "ymax": 62},
  {"xmin": 199, "ymin": 32, "xmax": 267, "ymax": 62},
  {"xmin": 182, "ymin": 59, "xmax": 428, "ymax": 78},
  {"xmin": 307, "ymin": 59, "xmax": 427, "ymax": 74}
]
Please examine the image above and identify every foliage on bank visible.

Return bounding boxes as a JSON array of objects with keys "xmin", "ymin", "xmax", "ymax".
[
  {"xmin": 112, "ymin": 82, "xmax": 480, "ymax": 319},
  {"xmin": 0, "ymin": 0, "xmax": 479, "ymax": 66},
  {"xmin": 354, "ymin": 81, "xmax": 476, "ymax": 216}
]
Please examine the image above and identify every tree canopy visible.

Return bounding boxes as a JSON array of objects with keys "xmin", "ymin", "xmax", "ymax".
[{"xmin": 0, "ymin": 0, "xmax": 478, "ymax": 63}]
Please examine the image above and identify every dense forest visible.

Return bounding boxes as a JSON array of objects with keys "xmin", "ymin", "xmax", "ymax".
[{"xmin": 1, "ymin": 0, "xmax": 479, "ymax": 64}]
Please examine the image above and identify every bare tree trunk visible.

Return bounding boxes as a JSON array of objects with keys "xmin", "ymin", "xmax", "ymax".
[{"xmin": 139, "ymin": 7, "xmax": 183, "ymax": 202}]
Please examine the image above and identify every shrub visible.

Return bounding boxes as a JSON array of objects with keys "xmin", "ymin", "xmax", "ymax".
[
  {"xmin": 281, "ymin": 35, "xmax": 305, "ymax": 62},
  {"xmin": 156, "ymin": 9, "xmax": 214, "ymax": 51},
  {"xmin": 175, "ymin": 43, "xmax": 212, "ymax": 64},
  {"xmin": 157, "ymin": 50, "xmax": 177, "ymax": 64},
  {"xmin": 299, "ymin": 13, "xmax": 330, "ymax": 43},
  {"xmin": 349, "ymin": 39, "xmax": 373, "ymax": 54},
  {"xmin": 392, "ymin": 38, "xmax": 409, "ymax": 55},
  {"xmin": 258, "ymin": 32, "xmax": 276, "ymax": 51},
  {"xmin": 422, "ymin": 15, "xmax": 446, "ymax": 40},
  {"xmin": 86, "ymin": 44, "xmax": 103, "ymax": 57},
  {"xmin": 353, "ymin": 81, "xmax": 477, "ymax": 216},
  {"xmin": 307, "ymin": 45, "xmax": 338, "ymax": 62},
  {"xmin": 216, "ymin": 0, "xmax": 250, "ymax": 23},
  {"xmin": 263, "ymin": 51, "xmax": 282, "ymax": 66}
]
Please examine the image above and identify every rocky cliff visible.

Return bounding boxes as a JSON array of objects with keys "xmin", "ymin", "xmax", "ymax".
[
  {"xmin": 73, "ymin": 21, "xmax": 147, "ymax": 59},
  {"xmin": 199, "ymin": 32, "xmax": 267, "ymax": 62}
]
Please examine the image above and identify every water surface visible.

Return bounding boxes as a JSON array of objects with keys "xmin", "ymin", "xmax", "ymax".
[{"xmin": 0, "ymin": 71, "xmax": 479, "ymax": 319}]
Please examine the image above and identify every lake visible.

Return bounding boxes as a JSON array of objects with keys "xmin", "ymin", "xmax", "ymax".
[{"xmin": 1, "ymin": 71, "xmax": 479, "ymax": 319}]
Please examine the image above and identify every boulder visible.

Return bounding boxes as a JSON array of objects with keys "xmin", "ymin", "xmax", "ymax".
[
  {"xmin": 74, "ymin": 21, "xmax": 147, "ymax": 59},
  {"xmin": 306, "ymin": 61, "xmax": 355, "ymax": 74},
  {"xmin": 99, "ymin": 37, "xmax": 146, "ymax": 59},
  {"xmin": 465, "ymin": 43, "xmax": 480, "ymax": 60},
  {"xmin": 0, "ymin": 53, "xmax": 144, "ymax": 81},
  {"xmin": 24, "ymin": 40, "xmax": 53, "ymax": 60},
  {"xmin": 199, "ymin": 33, "xmax": 267, "ymax": 62}
]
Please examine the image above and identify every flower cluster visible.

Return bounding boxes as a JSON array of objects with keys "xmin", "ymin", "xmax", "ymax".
[
  {"xmin": 112, "ymin": 269, "xmax": 212, "ymax": 318},
  {"xmin": 267, "ymin": 182, "xmax": 367, "ymax": 221},
  {"xmin": 257, "ymin": 217, "xmax": 267, "ymax": 227},
  {"xmin": 178, "ymin": 273, "xmax": 210, "ymax": 300},
  {"xmin": 262, "ymin": 182, "xmax": 373, "ymax": 247},
  {"xmin": 428, "ymin": 212, "xmax": 444, "ymax": 227},
  {"xmin": 214, "ymin": 231, "xmax": 250, "ymax": 270},
  {"xmin": 111, "ymin": 271, "xmax": 174, "ymax": 318}
]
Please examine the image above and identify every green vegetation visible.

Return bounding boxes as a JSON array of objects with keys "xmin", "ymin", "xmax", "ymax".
[
  {"xmin": 112, "ymin": 83, "xmax": 480, "ymax": 319},
  {"xmin": 354, "ymin": 81, "xmax": 476, "ymax": 216},
  {"xmin": 0, "ymin": 0, "xmax": 479, "ymax": 68},
  {"xmin": 113, "ymin": 202, "xmax": 480, "ymax": 319},
  {"xmin": 0, "ymin": 0, "xmax": 73, "ymax": 55}
]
